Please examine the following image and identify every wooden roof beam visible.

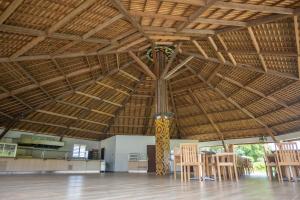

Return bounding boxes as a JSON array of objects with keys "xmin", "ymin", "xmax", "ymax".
[
  {"xmin": 128, "ymin": 51, "xmax": 156, "ymax": 79},
  {"xmin": 0, "ymin": 111, "xmax": 13, "ymax": 120},
  {"xmin": 54, "ymin": 14, "xmax": 124, "ymax": 54},
  {"xmin": 143, "ymin": 26, "xmax": 215, "ymax": 35},
  {"xmin": 103, "ymin": 75, "xmax": 144, "ymax": 135},
  {"xmin": 158, "ymin": 0, "xmax": 294, "ymax": 15},
  {"xmin": 52, "ymin": 59, "xmax": 74, "ymax": 91},
  {"xmin": 216, "ymin": 73, "xmax": 298, "ymax": 115},
  {"xmin": 96, "ymin": 82, "xmax": 130, "ymax": 96},
  {"xmin": 192, "ymin": 40, "xmax": 208, "ymax": 59},
  {"xmin": 207, "ymin": 36, "xmax": 226, "ymax": 64},
  {"xmin": 177, "ymin": 0, "xmax": 219, "ymax": 32},
  {"xmin": 75, "ymin": 91, "xmax": 122, "ymax": 107},
  {"xmin": 0, "ymin": 119, "xmax": 17, "ymax": 139},
  {"xmin": 186, "ymin": 65, "xmax": 278, "ymax": 142},
  {"xmin": 35, "ymin": 109, "xmax": 108, "ymax": 127},
  {"xmin": 247, "ymin": 27, "xmax": 268, "ymax": 72},
  {"xmin": 181, "ymin": 51, "xmax": 299, "ymax": 80},
  {"xmin": 130, "ymin": 10, "xmax": 247, "ymax": 27},
  {"xmin": 207, "ymin": 64, "xmax": 222, "ymax": 83},
  {"xmin": 10, "ymin": 0, "xmax": 97, "ymax": 58},
  {"xmin": 188, "ymin": 89, "xmax": 225, "ymax": 143},
  {"xmin": 0, "ymin": 48, "xmax": 143, "ymax": 63},
  {"xmin": 0, "ymin": 24, "xmax": 110, "ymax": 45},
  {"xmin": 164, "ymin": 56, "xmax": 194, "ymax": 80},
  {"xmin": 217, "ymin": 49, "xmax": 297, "ymax": 57},
  {"xmin": 216, "ymin": 35, "xmax": 237, "ymax": 66},
  {"xmin": 110, "ymin": 0, "xmax": 152, "ymax": 43},
  {"xmin": 8, "ymin": 57, "xmax": 136, "ymax": 133},
  {"xmin": 161, "ymin": 43, "xmax": 182, "ymax": 78},
  {"xmin": 0, "ymin": 0, "xmax": 24, "ymax": 24},
  {"xmin": 117, "ymin": 37, "xmax": 147, "ymax": 52},
  {"xmin": 20, "ymin": 119, "xmax": 111, "ymax": 136},
  {"xmin": 0, "ymin": 64, "xmax": 102, "ymax": 100},
  {"xmin": 56, "ymin": 100, "xmax": 114, "ymax": 118},
  {"xmin": 294, "ymin": 16, "xmax": 300, "ymax": 78},
  {"xmin": 0, "ymin": 86, "xmax": 32, "ymax": 109},
  {"xmin": 13, "ymin": 62, "xmax": 54, "ymax": 100}
]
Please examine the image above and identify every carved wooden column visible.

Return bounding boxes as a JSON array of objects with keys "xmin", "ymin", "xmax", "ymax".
[{"xmin": 153, "ymin": 48, "xmax": 171, "ymax": 175}]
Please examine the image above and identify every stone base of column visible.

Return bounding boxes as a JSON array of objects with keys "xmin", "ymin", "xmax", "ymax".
[{"xmin": 155, "ymin": 117, "xmax": 170, "ymax": 176}]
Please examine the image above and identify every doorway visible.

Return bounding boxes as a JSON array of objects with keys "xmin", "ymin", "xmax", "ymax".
[{"xmin": 147, "ymin": 145, "xmax": 156, "ymax": 173}]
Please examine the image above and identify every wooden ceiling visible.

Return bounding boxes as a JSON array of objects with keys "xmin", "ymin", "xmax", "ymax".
[{"xmin": 0, "ymin": 0, "xmax": 300, "ymax": 141}]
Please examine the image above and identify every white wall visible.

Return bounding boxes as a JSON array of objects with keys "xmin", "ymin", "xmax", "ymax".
[
  {"xmin": 99, "ymin": 136, "xmax": 116, "ymax": 171},
  {"xmin": 112, "ymin": 135, "xmax": 198, "ymax": 172},
  {"xmin": 114, "ymin": 135, "xmax": 155, "ymax": 172}
]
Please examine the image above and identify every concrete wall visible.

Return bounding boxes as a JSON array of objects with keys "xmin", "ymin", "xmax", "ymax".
[
  {"xmin": 114, "ymin": 136, "xmax": 155, "ymax": 172},
  {"xmin": 112, "ymin": 135, "xmax": 198, "ymax": 172},
  {"xmin": 99, "ymin": 136, "xmax": 116, "ymax": 171}
]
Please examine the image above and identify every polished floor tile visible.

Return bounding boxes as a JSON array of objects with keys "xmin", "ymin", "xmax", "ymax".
[{"xmin": 0, "ymin": 173, "xmax": 299, "ymax": 200}]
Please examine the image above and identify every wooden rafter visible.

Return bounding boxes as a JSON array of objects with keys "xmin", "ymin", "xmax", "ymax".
[
  {"xmin": 103, "ymin": 75, "xmax": 144, "ymax": 135},
  {"xmin": 10, "ymin": 0, "xmax": 97, "ymax": 59},
  {"xmin": 207, "ymin": 36, "xmax": 226, "ymax": 64},
  {"xmin": 181, "ymin": 51, "xmax": 299, "ymax": 80},
  {"xmin": 129, "ymin": 10, "xmax": 247, "ymax": 27},
  {"xmin": 52, "ymin": 58, "xmax": 74, "ymax": 91},
  {"xmin": 164, "ymin": 56, "xmax": 193, "ymax": 80},
  {"xmin": 168, "ymin": 83, "xmax": 183, "ymax": 138},
  {"xmin": 143, "ymin": 26, "xmax": 215, "ymax": 35},
  {"xmin": 54, "ymin": 14, "xmax": 124, "ymax": 55},
  {"xmin": 0, "ymin": 24, "xmax": 110, "ymax": 44},
  {"xmin": 247, "ymin": 27, "xmax": 268, "ymax": 72},
  {"xmin": 75, "ymin": 91, "xmax": 122, "ymax": 107},
  {"xmin": 110, "ymin": 0, "xmax": 151, "ymax": 42},
  {"xmin": 0, "ymin": 119, "xmax": 18, "ymax": 139},
  {"xmin": 158, "ymin": 0, "xmax": 294, "ymax": 15},
  {"xmin": 216, "ymin": 73, "xmax": 298, "ymax": 115},
  {"xmin": 13, "ymin": 62, "xmax": 53, "ymax": 100},
  {"xmin": 0, "ymin": 0, "xmax": 24, "ymax": 24},
  {"xmin": 0, "ymin": 86, "xmax": 32, "ymax": 109},
  {"xmin": 128, "ymin": 51, "xmax": 156, "ymax": 79},
  {"xmin": 0, "ymin": 49, "xmax": 141, "ymax": 63},
  {"xmin": 216, "ymin": 35, "xmax": 237, "ymax": 66},
  {"xmin": 186, "ymin": 65, "xmax": 278, "ymax": 142},
  {"xmin": 188, "ymin": 89, "xmax": 225, "ymax": 143},
  {"xmin": 161, "ymin": 43, "xmax": 182, "ymax": 78},
  {"xmin": 294, "ymin": 16, "xmax": 300, "ymax": 78},
  {"xmin": 6, "ymin": 58, "xmax": 137, "ymax": 136},
  {"xmin": 176, "ymin": 0, "xmax": 219, "ymax": 32}
]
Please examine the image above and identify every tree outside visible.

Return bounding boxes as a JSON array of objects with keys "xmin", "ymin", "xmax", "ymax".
[{"xmin": 201, "ymin": 144, "xmax": 266, "ymax": 174}]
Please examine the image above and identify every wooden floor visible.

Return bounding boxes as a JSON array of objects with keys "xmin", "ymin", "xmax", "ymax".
[{"xmin": 0, "ymin": 173, "xmax": 299, "ymax": 200}]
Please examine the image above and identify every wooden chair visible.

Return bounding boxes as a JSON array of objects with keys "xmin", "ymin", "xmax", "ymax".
[
  {"xmin": 215, "ymin": 152, "xmax": 238, "ymax": 182},
  {"xmin": 173, "ymin": 144, "xmax": 204, "ymax": 182},
  {"xmin": 264, "ymin": 153, "xmax": 278, "ymax": 181},
  {"xmin": 205, "ymin": 154, "xmax": 217, "ymax": 180},
  {"xmin": 275, "ymin": 142, "xmax": 300, "ymax": 182}
]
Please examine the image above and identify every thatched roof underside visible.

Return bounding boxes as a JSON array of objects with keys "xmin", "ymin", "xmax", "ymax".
[{"xmin": 1, "ymin": 0, "xmax": 300, "ymax": 141}]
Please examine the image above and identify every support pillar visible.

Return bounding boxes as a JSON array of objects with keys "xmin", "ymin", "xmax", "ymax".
[
  {"xmin": 155, "ymin": 116, "xmax": 170, "ymax": 175},
  {"xmin": 152, "ymin": 47, "xmax": 172, "ymax": 175}
]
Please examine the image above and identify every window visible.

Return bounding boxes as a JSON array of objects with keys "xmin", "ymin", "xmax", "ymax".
[{"xmin": 73, "ymin": 144, "xmax": 87, "ymax": 158}]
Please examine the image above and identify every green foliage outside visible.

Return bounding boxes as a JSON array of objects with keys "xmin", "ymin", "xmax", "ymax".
[{"xmin": 202, "ymin": 144, "xmax": 266, "ymax": 173}]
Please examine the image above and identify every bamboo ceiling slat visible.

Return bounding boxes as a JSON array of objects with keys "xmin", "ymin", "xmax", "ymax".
[{"xmin": 1, "ymin": 0, "xmax": 300, "ymax": 141}]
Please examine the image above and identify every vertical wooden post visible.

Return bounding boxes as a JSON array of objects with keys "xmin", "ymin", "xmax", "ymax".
[
  {"xmin": 155, "ymin": 117, "xmax": 170, "ymax": 175},
  {"xmin": 153, "ymin": 48, "xmax": 171, "ymax": 175}
]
